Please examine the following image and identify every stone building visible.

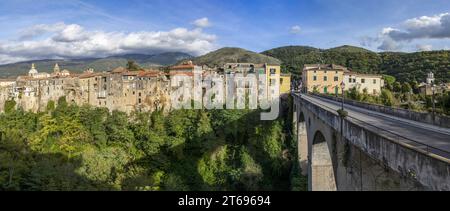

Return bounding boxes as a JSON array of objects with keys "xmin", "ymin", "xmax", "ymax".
[
  {"xmin": 0, "ymin": 61, "xmax": 290, "ymax": 114},
  {"xmin": 0, "ymin": 64, "xmax": 172, "ymax": 114},
  {"xmin": 344, "ymin": 72, "xmax": 384, "ymax": 95}
]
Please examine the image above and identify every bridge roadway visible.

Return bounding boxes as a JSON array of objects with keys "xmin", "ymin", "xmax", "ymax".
[{"xmin": 298, "ymin": 94, "xmax": 450, "ymax": 159}]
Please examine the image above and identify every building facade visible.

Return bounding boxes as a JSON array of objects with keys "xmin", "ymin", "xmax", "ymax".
[
  {"xmin": 0, "ymin": 62, "xmax": 291, "ymax": 113},
  {"xmin": 302, "ymin": 64, "xmax": 384, "ymax": 96},
  {"xmin": 344, "ymin": 72, "xmax": 384, "ymax": 95},
  {"xmin": 302, "ymin": 64, "xmax": 346, "ymax": 95}
]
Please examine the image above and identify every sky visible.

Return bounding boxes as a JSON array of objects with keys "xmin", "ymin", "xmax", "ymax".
[{"xmin": 0, "ymin": 0, "xmax": 449, "ymax": 64}]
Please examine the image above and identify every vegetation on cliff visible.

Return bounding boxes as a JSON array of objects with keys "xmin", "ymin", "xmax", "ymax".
[{"xmin": 0, "ymin": 97, "xmax": 306, "ymax": 191}]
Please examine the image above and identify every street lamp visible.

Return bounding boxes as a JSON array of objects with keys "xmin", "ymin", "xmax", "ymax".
[
  {"xmin": 340, "ymin": 82, "xmax": 346, "ymax": 111},
  {"xmin": 441, "ymin": 83, "xmax": 446, "ymax": 111},
  {"xmin": 431, "ymin": 84, "xmax": 436, "ymax": 117}
]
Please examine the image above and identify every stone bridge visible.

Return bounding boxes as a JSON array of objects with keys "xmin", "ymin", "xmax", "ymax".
[{"xmin": 292, "ymin": 93, "xmax": 450, "ymax": 191}]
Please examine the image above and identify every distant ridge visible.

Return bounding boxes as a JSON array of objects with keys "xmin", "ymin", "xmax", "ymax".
[{"xmin": 0, "ymin": 52, "xmax": 193, "ymax": 78}]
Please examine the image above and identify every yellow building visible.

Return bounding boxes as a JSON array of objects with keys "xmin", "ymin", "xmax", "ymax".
[
  {"xmin": 302, "ymin": 64, "xmax": 346, "ymax": 94},
  {"xmin": 280, "ymin": 73, "xmax": 291, "ymax": 95},
  {"xmin": 264, "ymin": 64, "xmax": 292, "ymax": 97}
]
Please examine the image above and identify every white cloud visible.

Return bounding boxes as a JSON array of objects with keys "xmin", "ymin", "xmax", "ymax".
[
  {"xmin": 0, "ymin": 54, "xmax": 28, "ymax": 65},
  {"xmin": 404, "ymin": 14, "xmax": 446, "ymax": 29},
  {"xmin": 18, "ymin": 22, "xmax": 67, "ymax": 40},
  {"xmin": 52, "ymin": 24, "xmax": 89, "ymax": 42},
  {"xmin": 193, "ymin": 17, "xmax": 211, "ymax": 28},
  {"xmin": 416, "ymin": 44, "xmax": 433, "ymax": 51},
  {"xmin": 378, "ymin": 37, "xmax": 402, "ymax": 51},
  {"xmin": 377, "ymin": 13, "xmax": 450, "ymax": 51},
  {"xmin": 290, "ymin": 25, "xmax": 302, "ymax": 34},
  {"xmin": 0, "ymin": 22, "xmax": 218, "ymax": 64}
]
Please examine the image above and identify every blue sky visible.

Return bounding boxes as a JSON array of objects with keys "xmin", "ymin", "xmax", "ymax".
[{"xmin": 0, "ymin": 0, "xmax": 449, "ymax": 64}]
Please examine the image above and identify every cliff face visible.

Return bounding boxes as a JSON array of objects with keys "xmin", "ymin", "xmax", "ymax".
[{"xmin": 0, "ymin": 74, "xmax": 174, "ymax": 114}]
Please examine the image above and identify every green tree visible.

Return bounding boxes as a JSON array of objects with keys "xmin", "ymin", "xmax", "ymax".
[
  {"xmin": 401, "ymin": 82, "xmax": 412, "ymax": 94},
  {"xmin": 126, "ymin": 60, "xmax": 141, "ymax": 71},
  {"xmin": 393, "ymin": 82, "xmax": 402, "ymax": 93},
  {"xmin": 4, "ymin": 100, "xmax": 16, "ymax": 114},
  {"xmin": 380, "ymin": 89, "xmax": 396, "ymax": 106}
]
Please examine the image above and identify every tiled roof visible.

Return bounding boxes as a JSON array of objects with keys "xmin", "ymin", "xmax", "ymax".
[
  {"xmin": 170, "ymin": 64, "xmax": 196, "ymax": 70},
  {"xmin": 345, "ymin": 72, "xmax": 383, "ymax": 78},
  {"xmin": 169, "ymin": 71, "xmax": 194, "ymax": 77},
  {"xmin": 304, "ymin": 64, "xmax": 347, "ymax": 70},
  {"xmin": 123, "ymin": 71, "xmax": 144, "ymax": 76},
  {"xmin": 138, "ymin": 71, "xmax": 161, "ymax": 77},
  {"xmin": 111, "ymin": 67, "xmax": 128, "ymax": 73},
  {"xmin": 79, "ymin": 72, "xmax": 104, "ymax": 79},
  {"xmin": 0, "ymin": 79, "xmax": 16, "ymax": 82}
]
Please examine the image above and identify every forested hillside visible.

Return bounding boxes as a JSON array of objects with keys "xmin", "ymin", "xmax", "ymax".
[
  {"xmin": 262, "ymin": 45, "xmax": 450, "ymax": 83},
  {"xmin": 189, "ymin": 47, "xmax": 281, "ymax": 67},
  {"xmin": 0, "ymin": 98, "xmax": 306, "ymax": 191}
]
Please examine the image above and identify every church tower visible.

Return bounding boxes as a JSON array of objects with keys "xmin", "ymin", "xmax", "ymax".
[
  {"xmin": 54, "ymin": 63, "xmax": 61, "ymax": 75},
  {"xmin": 28, "ymin": 63, "xmax": 38, "ymax": 77},
  {"xmin": 426, "ymin": 72, "xmax": 435, "ymax": 85}
]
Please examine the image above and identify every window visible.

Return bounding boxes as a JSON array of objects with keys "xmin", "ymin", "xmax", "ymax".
[
  {"xmin": 334, "ymin": 76, "xmax": 339, "ymax": 82},
  {"xmin": 313, "ymin": 76, "xmax": 317, "ymax": 81},
  {"xmin": 270, "ymin": 79, "xmax": 276, "ymax": 86},
  {"xmin": 373, "ymin": 79, "xmax": 377, "ymax": 84},
  {"xmin": 324, "ymin": 70, "xmax": 327, "ymax": 74},
  {"xmin": 336, "ymin": 71, "xmax": 338, "ymax": 74},
  {"xmin": 324, "ymin": 87, "xmax": 328, "ymax": 93},
  {"xmin": 324, "ymin": 76, "xmax": 328, "ymax": 81},
  {"xmin": 270, "ymin": 68, "xmax": 276, "ymax": 75},
  {"xmin": 280, "ymin": 78, "xmax": 284, "ymax": 85},
  {"xmin": 349, "ymin": 78, "xmax": 352, "ymax": 83},
  {"xmin": 139, "ymin": 99, "xmax": 142, "ymax": 104},
  {"xmin": 353, "ymin": 79, "xmax": 356, "ymax": 83},
  {"xmin": 314, "ymin": 70, "xmax": 317, "ymax": 74},
  {"xmin": 361, "ymin": 79, "xmax": 365, "ymax": 83}
]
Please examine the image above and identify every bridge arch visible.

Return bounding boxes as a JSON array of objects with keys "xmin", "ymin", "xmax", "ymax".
[{"xmin": 310, "ymin": 130, "xmax": 337, "ymax": 191}]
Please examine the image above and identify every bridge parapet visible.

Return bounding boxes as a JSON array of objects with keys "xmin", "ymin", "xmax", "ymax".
[{"xmin": 312, "ymin": 93, "xmax": 450, "ymax": 129}]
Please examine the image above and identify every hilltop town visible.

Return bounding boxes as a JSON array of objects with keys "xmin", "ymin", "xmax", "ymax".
[{"xmin": 0, "ymin": 61, "xmax": 292, "ymax": 113}]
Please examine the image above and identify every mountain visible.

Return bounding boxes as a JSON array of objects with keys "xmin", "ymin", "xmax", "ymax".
[
  {"xmin": 262, "ymin": 45, "xmax": 450, "ymax": 83},
  {"xmin": 189, "ymin": 47, "xmax": 281, "ymax": 67},
  {"xmin": 0, "ymin": 52, "xmax": 193, "ymax": 78},
  {"xmin": 328, "ymin": 45, "xmax": 374, "ymax": 53}
]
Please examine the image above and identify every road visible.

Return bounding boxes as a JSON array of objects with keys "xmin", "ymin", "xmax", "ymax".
[{"xmin": 298, "ymin": 94, "xmax": 450, "ymax": 159}]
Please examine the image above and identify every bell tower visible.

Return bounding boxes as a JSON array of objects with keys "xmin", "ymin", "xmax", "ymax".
[{"xmin": 54, "ymin": 63, "xmax": 61, "ymax": 75}]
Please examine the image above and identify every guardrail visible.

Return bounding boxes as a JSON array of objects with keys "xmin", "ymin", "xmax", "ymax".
[
  {"xmin": 311, "ymin": 93, "xmax": 450, "ymax": 129},
  {"xmin": 293, "ymin": 92, "xmax": 450, "ymax": 160}
]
